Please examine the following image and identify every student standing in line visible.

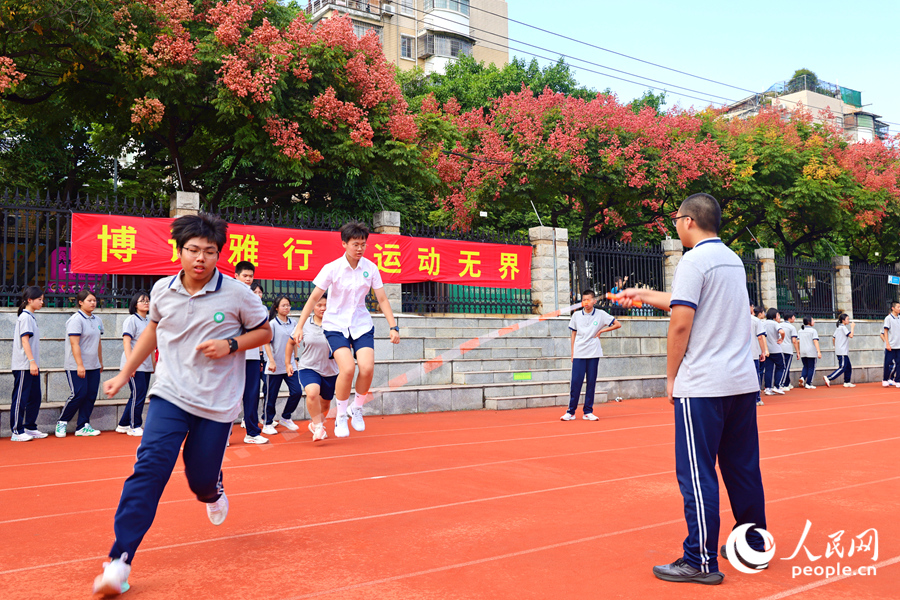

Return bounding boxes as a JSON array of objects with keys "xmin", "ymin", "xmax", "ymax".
[
  {"xmin": 762, "ymin": 308, "xmax": 786, "ymax": 396},
  {"xmin": 291, "ymin": 221, "xmax": 400, "ymax": 438},
  {"xmin": 825, "ymin": 313, "xmax": 855, "ymax": 388},
  {"xmin": 93, "ymin": 213, "xmax": 270, "ymax": 596},
  {"xmin": 562, "ymin": 289, "xmax": 621, "ymax": 421},
  {"xmin": 880, "ymin": 301, "xmax": 900, "ymax": 388},
  {"xmin": 235, "ymin": 263, "xmax": 268, "ymax": 444},
  {"xmin": 10, "ymin": 286, "xmax": 46, "ymax": 442},
  {"xmin": 286, "ymin": 294, "xmax": 339, "ymax": 441},
  {"xmin": 262, "ymin": 295, "xmax": 303, "ymax": 434},
  {"xmin": 750, "ymin": 304, "xmax": 768, "ymax": 406},
  {"xmin": 250, "ymin": 282, "xmax": 268, "ymax": 416},
  {"xmin": 115, "ymin": 292, "xmax": 155, "ymax": 436},
  {"xmin": 56, "ymin": 289, "xmax": 104, "ymax": 438},
  {"xmin": 779, "ymin": 311, "xmax": 800, "ymax": 391},
  {"xmin": 618, "ymin": 193, "xmax": 767, "ymax": 584},
  {"xmin": 797, "ymin": 317, "xmax": 821, "ymax": 389}
]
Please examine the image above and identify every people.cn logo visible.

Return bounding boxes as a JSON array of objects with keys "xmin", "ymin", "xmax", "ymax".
[{"xmin": 725, "ymin": 523, "xmax": 776, "ymax": 574}]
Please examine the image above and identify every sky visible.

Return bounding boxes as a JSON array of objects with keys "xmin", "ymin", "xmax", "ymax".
[{"xmin": 501, "ymin": 0, "xmax": 900, "ymax": 133}]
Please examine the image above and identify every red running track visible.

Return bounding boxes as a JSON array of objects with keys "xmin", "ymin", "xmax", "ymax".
[{"xmin": 1, "ymin": 384, "xmax": 898, "ymax": 599}]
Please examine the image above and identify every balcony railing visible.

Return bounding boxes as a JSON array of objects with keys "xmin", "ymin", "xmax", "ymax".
[{"xmin": 308, "ymin": 0, "xmax": 381, "ymax": 16}]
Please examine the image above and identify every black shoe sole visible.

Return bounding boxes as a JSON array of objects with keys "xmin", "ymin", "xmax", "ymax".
[{"xmin": 652, "ymin": 569, "xmax": 724, "ymax": 585}]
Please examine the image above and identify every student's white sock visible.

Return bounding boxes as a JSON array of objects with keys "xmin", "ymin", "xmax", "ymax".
[
  {"xmin": 353, "ymin": 393, "xmax": 366, "ymax": 409},
  {"xmin": 336, "ymin": 399, "xmax": 349, "ymax": 416}
]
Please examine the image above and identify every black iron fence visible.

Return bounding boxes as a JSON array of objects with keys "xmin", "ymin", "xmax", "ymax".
[
  {"xmin": 398, "ymin": 224, "xmax": 534, "ymax": 315},
  {"xmin": 774, "ymin": 257, "xmax": 835, "ymax": 319},
  {"xmin": 851, "ymin": 262, "xmax": 898, "ymax": 320},
  {"xmin": 741, "ymin": 253, "xmax": 762, "ymax": 307},
  {"xmin": 569, "ymin": 237, "xmax": 665, "ymax": 317}
]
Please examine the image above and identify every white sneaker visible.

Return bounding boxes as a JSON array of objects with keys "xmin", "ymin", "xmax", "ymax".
[
  {"xmin": 560, "ymin": 412, "xmax": 576, "ymax": 421},
  {"xmin": 127, "ymin": 427, "xmax": 143, "ymax": 437},
  {"xmin": 243, "ymin": 434, "xmax": 269, "ymax": 444},
  {"xmin": 92, "ymin": 553, "xmax": 131, "ymax": 596},
  {"xmin": 349, "ymin": 406, "xmax": 365, "ymax": 432},
  {"xmin": 756, "ymin": 400, "xmax": 764, "ymax": 406},
  {"xmin": 55, "ymin": 421, "xmax": 67, "ymax": 438},
  {"xmin": 115, "ymin": 425, "xmax": 130, "ymax": 434},
  {"xmin": 24, "ymin": 429, "xmax": 47, "ymax": 439},
  {"xmin": 883, "ymin": 381, "xmax": 891, "ymax": 387},
  {"xmin": 786, "ymin": 384, "xmax": 794, "ymax": 391},
  {"xmin": 805, "ymin": 384, "xmax": 816, "ymax": 389},
  {"xmin": 277, "ymin": 417, "xmax": 299, "ymax": 431},
  {"xmin": 773, "ymin": 388, "xmax": 785, "ymax": 395},
  {"xmin": 11, "ymin": 432, "xmax": 33, "ymax": 442},
  {"xmin": 764, "ymin": 389, "xmax": 774, "ymax": 396},
  {"xmin": 843, "ymin": 383, "xmax": 856, "ymax": 388},
  {"xmin": 206, "ymin": 493, "xmax": 228, "ymax": 525},
  {"xmin": 312, "ymin": 423, "xmax": 328, "ymax": 442},
  {"xmin": 799, "ymin": 378, "xmax": 805, "ymax": 387},
  {"xmin": 582, "ymin": 413, "xmax": 599, "ymax": 421},
  {"xmin": 893, "ymin": 382, "xmax": 900, "ymax": 388},
  {"xmin": 76, "ymin": 424, "xmax": 100, "ymax": 436},
  {"xmin": 334, "ymin": 412, "xmax": 350, "ymax": 438},
  {"xmin": 261, "ymin": 424, "xmax": 278, "ymax": 435},
  {"xmin": 824, "ymin": 377, "xmax": 831, "ymax": 387},
  {"xmin": 240, "ymin": 419, "xmax": 246, "ymax": 429}
]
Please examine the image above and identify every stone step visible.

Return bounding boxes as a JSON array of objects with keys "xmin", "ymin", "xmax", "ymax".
[{"xmin": 484, "ymin": 391, "xmax": 608, "ymax": 410}]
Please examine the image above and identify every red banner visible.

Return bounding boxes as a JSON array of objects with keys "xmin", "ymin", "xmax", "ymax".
[{"xmin": 70, "ymin": 213, "xmax": 531, "ymax": 289}]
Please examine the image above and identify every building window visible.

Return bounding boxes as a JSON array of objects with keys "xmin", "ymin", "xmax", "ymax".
[
  {"xmin": 352, "ymin": 20, "xmax": 383, "ymax": 43},
  {"xmin": 401, "ymin": 35, "xmax": 415, "ymax": 60},
  {"xmin": 419, "ymin": 33, "xmax": 473, "ymax": 58},
  {"xmin": 399, "ymin": 0, "xmax": 415, "ymax": 16},
  {"xmin": 424, "ymin": 0, "xmax": 470, "ymax": 16}
]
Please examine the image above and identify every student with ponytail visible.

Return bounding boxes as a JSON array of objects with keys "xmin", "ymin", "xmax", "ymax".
[
  {"xmin": 10, "ymin": 286, "xmax": 46, "ymax": 441},
  {"xmin": 57, "ymin": 289, "xmax": 104, "ymax": 437},
  {"xmin": 797, "ymin": 317, "xmax": 821, "ymax": 389},
  {"xmin": 762, "ymin": 308, "xmax": 786, "ymax": 396},
  {"xmin": 825, "ymin": 313, "xmax": 855, "ymax": 388}
]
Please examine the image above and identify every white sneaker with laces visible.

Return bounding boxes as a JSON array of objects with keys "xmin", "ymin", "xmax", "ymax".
[
  {"xmin": 883, "ymin": 381, "xmax": 892, "ymax": 387},
  {"xmin": 115, "ymin": 425, "xmax": 130, "ymax": 434},
  {"xmin": 55, "ymin": 421, "xmax": 67, "ymax": 438},
  {"xmin": 334, "ymin": 412, "xmax": 350, "ymax": 438},
  {"xmin": 312, "ymin": 423, "xmax": 328, "ymax": 442},
  {"xmin": 207, "ymin": 493, "xmax": 229, "ymax": 526},
  {"xmin": 805, "ymin": 384, "xmax": 816, "ymax": 389},
  {"xmin": 773, "ymin": 387, "xmax": 785, "ymax": 395},
  {"xmin": 843, "ymin": 382, "xmax": 856, "ymax": 388},
  {"xmin": 76, "ymin": 424, "xmax": 100, "ymax": 437},
  {"xmin": 243, "ymin": 434, "xmax": 269, "ymax": 444},
  {"xmin": 24, "ymin": 428, "xmax": 47, "ymax": 439},
  {"xmin": 894, "ymin": 382, "xmax": 900, "ymax": 388},
  {"xmin": 127, "ymin": 427, "xmax": 143, "ymax": 437},
  {"xmin": 582, "ymin": 413, "xmax": 599, "ymax": 421},
  {"xmin": 93, "ymin": 553, "xmax": 131, "ymax": 596},
  {"xmin": 11, "ymin": 432, "xmax": 33, "ymax": 442},
  {"xmin": 349, "ymin": 406, "xmax": 365, "ymax": 432},
  {"xmin": 824, "ymin": 377, "xmax": 831, "ymax": 387},
  {"xmin": 560, "ymin": 412, "xmax": 576, "ymax": 421},
  {"xmin": 261, "ymin": 424, "xmax": 278, "ymax": 435},
  {"xmin": 764, "ymin": 389, "xmax": 774, "ymax": 396},
  {"xmin": 277, "ymin": 417, "xmax": 299, "ymax": 431}
]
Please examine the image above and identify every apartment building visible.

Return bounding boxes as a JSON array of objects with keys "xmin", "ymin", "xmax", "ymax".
[{"xmin": 305, "ymin": 0, "xmax": 509, "ymax": 73}]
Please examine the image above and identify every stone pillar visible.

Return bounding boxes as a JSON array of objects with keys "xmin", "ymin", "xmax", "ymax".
[
  {"xmin": 169, "ymin": 191, "xmax": 200, "ymax": 217},
  {"xmin": 528, "ymin": 226, "xmax": 570, "ymax": 314},
  {"xmin": 373, "ymin": 211, "xmax": 402, "ymax": 315},
  {"xmin": 756, "ymin": 248, "xmax": 777, "ymax": 310},
  {"xmin": 832, "ymin": 256, "xmax": 852, "ymax": 318},
  {"xmin": 661, "ymin": 238, "xmax": 683, "ymax": 292}
]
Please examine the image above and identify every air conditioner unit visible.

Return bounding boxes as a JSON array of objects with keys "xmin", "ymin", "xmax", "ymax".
[{"xmin": 382, "ymin": 4, "xmax": 396, "ymax": 16}]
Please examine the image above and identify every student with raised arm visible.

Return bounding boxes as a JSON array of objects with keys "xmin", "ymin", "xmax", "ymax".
[
  {"xmin": 291, "ymin": 221, "xmax": 400, "ymax": 438},
  {"xmin": 617, "ymin": 193, "xmax": 767, "ymax": 585},
  {"xmin": 92, "ymin": 214, "xmax": 270, "ymax": 597}
]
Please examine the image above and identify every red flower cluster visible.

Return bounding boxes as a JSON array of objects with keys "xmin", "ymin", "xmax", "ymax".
[
  {"xmin": 264, "ymin": 116, "xmax": 323, "ymax": 163},
  {"xmin": 311, "ymin": 86, "xmax": 374, "ymax": 146},
  {"xmin": 130, "ymin": 97, "xmax": 166, "ymax": 127},
  {"xmin": 0, "ymin": 56, "xmax": 25, "ymax": 92}
]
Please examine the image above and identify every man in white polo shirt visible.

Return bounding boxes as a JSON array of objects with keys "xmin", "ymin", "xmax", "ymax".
[
  {"xmin": 562, "ymin": 290, "xmax": 621, "ymax": 421},
  {"xmin": 618, "ymin": 193, "xmax": 768, "ymax": 585},
  {"xmin": 93, "ymin": 214, "xmax": 270, "ymax": 596}
]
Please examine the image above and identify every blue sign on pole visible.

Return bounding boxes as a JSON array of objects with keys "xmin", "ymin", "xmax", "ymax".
[{"xmin": 888, "ymin": 275, "xmax": 900, "ymax": 286}]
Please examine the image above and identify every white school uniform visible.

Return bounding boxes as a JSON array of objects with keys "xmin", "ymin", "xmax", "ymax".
[
  {"xmin": 798, "ymin": 327, "xmax": 820, "ymax": 358},
  {"xmin": 313, "ymin": 255, "xmax": 384, "ymax": 338},
  {"xmin": 833, "ymin": 325, "xmax": 851, "ymax": 356}
]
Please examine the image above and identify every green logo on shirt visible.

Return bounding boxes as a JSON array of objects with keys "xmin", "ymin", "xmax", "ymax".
[
  {"xmin": 213, "ymin": 312, "xmax": 225, "ymax": 323},
  {"xmin": 593, "ymin": 321, "xmax": 598, "ymax": 326},
  {"xmin": 363, "ymin": 271, "xmax": 369, "ymax": 277}
]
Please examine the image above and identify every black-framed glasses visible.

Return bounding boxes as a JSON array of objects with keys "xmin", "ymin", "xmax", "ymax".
[{"xmin": 671, "ymin": 215, "xmax": 691, "ymax": 228}]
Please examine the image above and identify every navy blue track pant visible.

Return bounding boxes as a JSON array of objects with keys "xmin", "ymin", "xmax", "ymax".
[
  {"xmin": 242, "ymin": 360, "xmax": 262, "ymax": 437},
  {"xmin": 59, "ymin": 369, "xmax": 101, "ymax": 429},
  {"xmin": 10, "ymin": 370, "xmax": 41, "ymax": 435},
  {"xmin": 674, "ymin": 393, "xmax": 767, "ymax": 573},
  {"xmin": 762, "ymin": 353, "xmax": 785, "ymax": 389},
  {"xmin": 263, "ymin": 372, "xmax": 303, "ymax": 424},
  {"xmin": 883, "ymin": 349, "xmax": 900, "ymax": 382},
  {"xmin": 119, "ymin": 371, "xmax": 152, "ymax": 429},
  {"xmin": 827, "ymin": 355, "xmax": 852, "ymax": 384},
  {"xmin": 110, "ymin": 396, "xmax": 230, "ymax": 563},
  {"xmin": 780, "ymin": 353, "xmax": 794, "ymax": 388},
  {"xmin": 800, "ymin": 357, "xmax": 817, "ymax": 386},
  {"xmin": 568, "ymin": 357, "xmax": 600, "ymax": 415}
]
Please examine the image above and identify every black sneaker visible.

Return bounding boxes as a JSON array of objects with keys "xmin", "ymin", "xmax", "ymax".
[
  {"xmin": 720, "ymin": 544, "xmax": 769, "ymax": 570},
  {"xmin": 652, "ymin": 558, "xmax": 724, "ymax": 585}
]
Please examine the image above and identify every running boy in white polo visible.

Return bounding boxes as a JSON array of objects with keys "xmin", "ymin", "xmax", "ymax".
[
  {"xmin": 93, "ymin": 214, "xmax": 270, "ymax": 597},
  {"xmin": 292, "ymin": 221, "xmax": 400, "ymax": 438},
  {"xmin": 562, "ymin": 289, "xmax": 620, "ymax": 421},
  {"xmin": 618, "ymin": 193, "xmax": 767, "ymax": 585},
  {"xmin": 881, "ymin": 301, "xmax": 900, "ymax": 387}
]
